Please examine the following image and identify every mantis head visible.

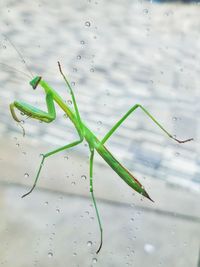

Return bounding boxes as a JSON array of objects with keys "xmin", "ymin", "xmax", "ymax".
[{"xmin": 30, "ymin": 76, "xmax": 42, "ymax": 89}]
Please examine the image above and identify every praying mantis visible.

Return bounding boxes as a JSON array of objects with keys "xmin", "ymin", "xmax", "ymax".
[{"xmin": 9, "ymin": 62, "xmax": 193, "ymax": 254}]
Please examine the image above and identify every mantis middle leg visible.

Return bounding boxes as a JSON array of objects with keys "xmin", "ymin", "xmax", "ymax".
[{"xmin": 22, "ymin": 137, "xmax": 83, "ymax": 198}]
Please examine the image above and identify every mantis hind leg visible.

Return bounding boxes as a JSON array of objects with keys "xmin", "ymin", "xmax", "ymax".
[
  {"xmin": 101, "ymin": 103, "xmax": 193, "ymax": 144},
  {"xmin": 89, "ymin": 147, "xmax": 103, "ymax": 254},
  {"xmin": 22, "ymin": 137, "xmax": 83, "ymax": 198}
]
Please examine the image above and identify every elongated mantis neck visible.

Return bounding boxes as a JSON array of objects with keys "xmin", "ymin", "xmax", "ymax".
[{"xmin": 39, "ymin": 79, "xmax": 80, "ymax": 130}]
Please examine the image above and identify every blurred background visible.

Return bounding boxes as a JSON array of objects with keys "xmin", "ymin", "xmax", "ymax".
[{"xmin": 0, "ymin": 0, "xmax": 199, "ymax": 266}]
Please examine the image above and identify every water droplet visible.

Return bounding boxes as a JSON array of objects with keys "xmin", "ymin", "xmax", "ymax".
[
  {"xmin": 183, "ymin": 242, "xmax": 187, "ymax": 247},
  {"xmin": 77, "ymin": 55, "xmax": 81, "ymax": 60},
  {"xmin": 20, "ymin": 111, "xmax": 25, "ymax": 116},
  {"xmin": 172, "ymin": 117, "xmax": 177, "ymax": 121},
  {"xmin": 21, "ymin": 120, "xmax": 25, "ymax": 124},
  {"xmin": 144, "ymin": 243, "xmax": 155, "ymax": 254},
  {"xmin": 16, "ymin": 143, "xmax": 20, "ymax": 147},
  {"xmin": 92, "ymin": 258, "xmax": 97, "ymax": 263},
  {"xmin": 73, "ymin": 68, "xmax": 77, "ymax": 72},
  {"xmin": 67, "ymin": 100, "xmax": 72, "ymax": 105},
  {"xmin": 71, "ymin": 81, "xmax": 75, "ymax": 86},
  {"xmin": 48, "ymin": 252, "xmax": 53, "ymax": 258},
  {"xmin": 73, "ymin": 252, "xmax": 77, "ymax": 256},
  {"xmin": 97, "ymin": 121, "xmax": 102, "ymax": 125},
  {"xmin": 81, "ymin": 175, "xmax": 87, "ymax": 180},
  {"xmin": 130, "ymin": 218, "xmax": 134, "ymax": 222},
  {"xmin": 90, "ymin": 68, "xmax": 94, "ymax": 72},
  {"xmin": 80, "ymin": 40, "xmax": 85, "ymax": 45},
  {"xmin": 63, "ymin": 114, "xmax": 68, "ymax": 119},
  {"xmin": 24, "ymin": 173, "xmax": 29, "ymax": 178},
  {"xmin": 175, "ymin": 152, "xmax": 180, "ymax": 157},
  {"xmin": 87, "ymin": 241, "xmax": 92, "ymax": 247},
  {"xmin": 64, "ymin": 155, "xmax": 69, "ymax": 159},
  {"xmin": 44, "ymin": 201, "xmax": 48, "ymax": 205},
  {"xmin": 85, "ymin": 21, "xmax": 91, "ymax": 27},
  {"xmin": 71, "ymin": 181, "xmax": 76, "ymax": 186},
  {"xmin": 143, "ymin": 9, "xmax": 148, "ymax": 14}
]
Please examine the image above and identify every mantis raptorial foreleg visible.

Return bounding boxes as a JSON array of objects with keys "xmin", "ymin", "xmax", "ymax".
[
  {"xmin": 22, "ymin": 138, "xmax": 83, "ymax": 198},
  {"xmin": 101, "ymin": 104, "xmax": 193, "ymax": 144},
  {"xmin": 9, "ymin": 91, "xmax": 56, "ymax": 137},
  {"xmin": 89, "ymin": 147, "xmax": 103, "ymax": 254},
  {"xmin": 10, "ymin": 91, "xmax": 56, "ymax": 124}
]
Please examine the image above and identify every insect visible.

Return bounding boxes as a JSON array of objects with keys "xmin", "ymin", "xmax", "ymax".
[{"xmin": 9, "ymin": 61, "xmax": 193, "ymax": 254}]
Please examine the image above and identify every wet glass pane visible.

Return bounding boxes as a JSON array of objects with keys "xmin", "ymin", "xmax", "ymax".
[{"xmin": 0, "ymin": 0, "xmax": 199, "ymax": 266}]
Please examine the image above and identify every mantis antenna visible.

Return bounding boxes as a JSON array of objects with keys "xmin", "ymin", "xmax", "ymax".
[
  {"xmin": 0, "ymin": 63, "xmax": 32, "ymax": 79},
  {"xmin": 2, "ymin": 34, "xmax": 33, "ymax": 78}
]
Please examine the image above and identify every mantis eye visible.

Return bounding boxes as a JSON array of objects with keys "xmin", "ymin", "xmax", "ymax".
[{"xmin": 30, "ymin": 76, "xmax": 42, "ymax": 89}]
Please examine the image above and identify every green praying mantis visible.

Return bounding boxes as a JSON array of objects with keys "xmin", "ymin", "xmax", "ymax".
[{"xmin": 9, "ymin": 61, "xmax": 193, "ymax": 254}]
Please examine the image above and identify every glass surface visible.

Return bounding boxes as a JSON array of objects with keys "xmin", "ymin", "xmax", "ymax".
[{"xmin": 0, "ymin": 0, "xmax": 199, "ymax": 266}]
